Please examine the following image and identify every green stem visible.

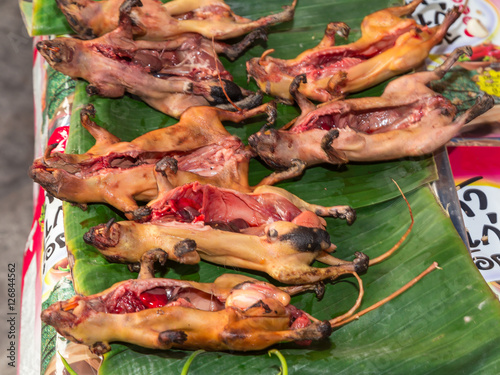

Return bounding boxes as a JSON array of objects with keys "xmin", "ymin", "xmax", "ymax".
[
  {"xmin": 181, "ymin": 350, "xmax": 205, "ymax": 375},
  {"xmin": 268, "ymin": 349, "xmax": 288, "ymax": 375}
]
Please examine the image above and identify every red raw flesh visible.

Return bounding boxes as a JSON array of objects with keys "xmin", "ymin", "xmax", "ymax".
[
  {"xmin": 164, "ymin": 197, "xmax": 205, "ymax": 223},
  {"xmin": 291, "ymin": 113, "xmax": 342, "ymax": 133},
  {"xmin": 107, "ymin": 288, "xmax": 170, "ymax": 313},
  {"xmin": 287, "ymin": 305, "xmax": 311, "ymax": 328},
  {"xmin": 139, "ymin": 290, "xmax": 169, "ymax": 308},
  {"xmin": 107, "ymin": 290, "xmax": 146, "ymax": 314},
  {"xmin": 286, "ymin": 305, "xmax": 313, "ymax": 346},
  {"xmin": 315, "ymin": 115, "xmax": 338, "ymax": 131},
  {"xmin": 290, "ymin": 314, "xmax": 311, "ymax": 330},
  {"xmin": 108, "ymin": 286, "xmax": 226, "ymax": 314},
  {"xmin": 151, "ymin": 183, "xmax": 302, "ymax": 226}
]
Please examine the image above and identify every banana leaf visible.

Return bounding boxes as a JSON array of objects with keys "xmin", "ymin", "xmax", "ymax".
[
  {"xmin": 30, "ymin": 0, "xmax": 498, "ymax": 373},
  {"xmin": 24, "ymin": 0, "xmax": 71, "ymax": 36}
]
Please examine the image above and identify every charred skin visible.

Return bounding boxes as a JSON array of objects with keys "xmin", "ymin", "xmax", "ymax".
[
  {"xmin": 246, "ymin": 0, "xmax": 461, "ymax": 103},
  {"xmin": 56, "ymin": 0, "xmax": 296, "ymax": 41},
  {"xmin": 30, "ymin": 103, "xmax": 292, "ymax": 218},
  {"xmin": 249, "ymin": 47, "xmax": 495, "ymax": 169},
  {"xmin": 36, "ymin": 5, "xmax": 262, "ymax": 118},
  {"xmin": 40, "ymin": 274, "xmax": 331, "ymax": 353}
]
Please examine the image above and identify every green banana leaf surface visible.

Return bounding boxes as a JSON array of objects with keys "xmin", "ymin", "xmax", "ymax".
[{"xmin": 28, "ymin": 0, "xmax": 500, "ymax": 373}]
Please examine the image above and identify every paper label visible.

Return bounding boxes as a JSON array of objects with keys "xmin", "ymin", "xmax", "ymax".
[
  {"xmin": 41, "ymin": 194, "xmax": 69, "ymax": 300},
  {"xmin": 458, "ymin": 185, "xmax": 500, "ymax": 282}
]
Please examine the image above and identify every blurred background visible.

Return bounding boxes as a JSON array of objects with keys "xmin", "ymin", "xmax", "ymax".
[{"xmin": 1, "ymin": 2, "xmax": 35, "ymax": 375}]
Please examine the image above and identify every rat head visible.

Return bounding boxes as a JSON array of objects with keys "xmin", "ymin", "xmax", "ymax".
[
  {"xmin": 40, "ymin": 295, "xmax": 93, "ymax": 344},
  {"xmin": 29, "ymin": 163, "xmax": 64, "ymax": 199},
  {"xmin": 84, "ymin": 220, "xmax": 121, "ymax": 252},
  {"xmin": 36, "ymin": 39, "xmax": 79, "ymax": 74},
  {"xmin": 248, "ymin": 127, "xmax": 291, "ymax": 170}
]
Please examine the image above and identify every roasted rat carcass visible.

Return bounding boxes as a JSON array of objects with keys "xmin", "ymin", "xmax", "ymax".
[
  {"xmin": 30, "ymin": 102, "xmax": 304, "ymax": 219},
  {"xmin": 56, "ymin": 0, "xmax": 296, "ymax": 41},
  {"xmin": 246, "ymin": 0, "xmax": 460, "ymax": 103},
  {"xmin": 36, "ymin": 1, "xmax": 263, "ymax": 118},
  {"xmin": 41, "ymin": 247, "xmax": 438, "ymax": 354},
  {"xmin": 84, "ymin": 160, "xmax": 375, "ymax": 285},
  {"xmin": 248, "ymin": 47, "xmax": 495, "ymax": 169},
  {"xmin": 85, "ymin": 171, "xmax": 415, "ymax": 284},
  {"xmin": 41, "ymin": 270, "xmax": 332, "ymax": 354}
]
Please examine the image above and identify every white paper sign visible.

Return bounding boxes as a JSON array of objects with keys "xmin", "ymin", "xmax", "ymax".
[{"xmin": 458, "ymin": 185, "xmax": 500, "ymax": 282}]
